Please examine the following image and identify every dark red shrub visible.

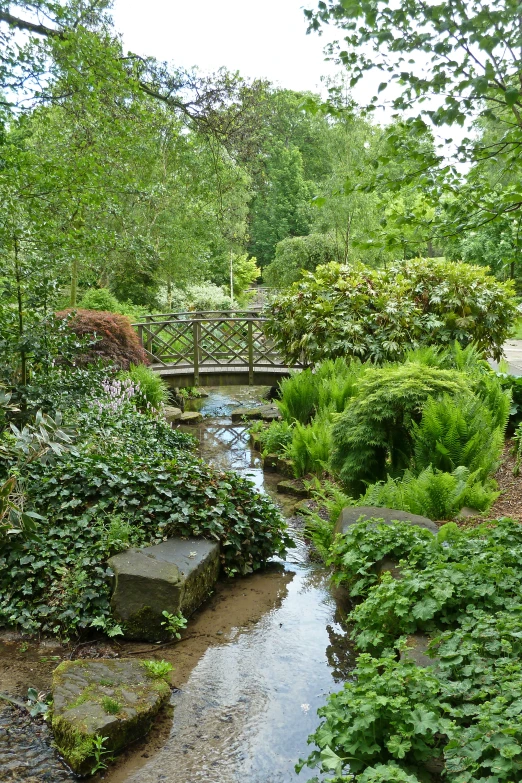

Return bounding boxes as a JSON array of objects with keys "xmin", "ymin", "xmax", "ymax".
[{"xmin": 55, "ymin": 309, "xmax": 149, "ymax": 370}]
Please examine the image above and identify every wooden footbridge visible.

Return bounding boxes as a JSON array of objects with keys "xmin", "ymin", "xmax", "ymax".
[{"xmin": 134, "ymin": 310, "xmax": 298, "ymax": 387}]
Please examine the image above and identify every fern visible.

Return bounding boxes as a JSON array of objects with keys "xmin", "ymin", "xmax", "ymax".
[
  {"xmin": 331, "ymin": 364, "xmax": 470, "ymax": 495},
  {"xmin": 286, "ymin": 411, "xmax": 333, "ymax": 477},
  {"xmin": 361, "ymin": 466, "xmax": 498, "ymax": 520},
  {"xmin": 277, "ymin": 369, "xmax": 320, "ymax": 424},
  {"xmin": 413, "ymin": 394, "xmax": 504, "ymax": 480},
  {"xmin": 257, "ymin": 420, "xmax": 293, "ymax": 456}
]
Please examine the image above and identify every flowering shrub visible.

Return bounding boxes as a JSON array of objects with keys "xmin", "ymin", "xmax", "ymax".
[{"xmin": 55, "ymin": 309, "xmax": 148, "ymax": 369}]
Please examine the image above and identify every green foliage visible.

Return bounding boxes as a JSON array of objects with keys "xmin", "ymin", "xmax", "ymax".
[
  {"xmin": 277, "ymin": 359, "xmax": 360, "ymax": 425},
  {"xmin": 123, "ymin": 364, "xmax": 170, "ymax": 412},
  {"xmin": 78, "ymin": 289, "xmax": 146, "ymax": 322},
  {"xmin": 263, "ymin": 233, "xmax": 340, "ymax": 288},
  {"xmin": 286, "ymin": 412, "xmax": 333, "ymax": 478},
  {"xmin": 141, "ymin": 660, "xmax": 173, "ymax": 680},
  {"xmin": 184, "ymin": 282, "xmax": 234, "ymax": 312},
  {"xmin": 266, "ymin": 259, "xmax": 517, "ymax": 367},
  {"xmin": 331, "ymin": 363, "xmax": 468, "ymax": 495},
  {"xmin": 303, "ymin": 520, "xmax": 522, "ymax": 781},
  {"xmin": 278, "ymin": 370, "xmax": 321, "ymax": 425},
  {"xmin": 297, "ymin": 653, "xmax": 448, "ymax": 778},
  {"xmin": 0, "ymin": 375, "xmax": 289, "ymax": 636},
  {"xmin": 361, "ymin": 466, "xmax": 498, "ymax": 521},
  {"xmin": 413, "ymin": 394, "xmax": 506, "ymax": 480},
  {"xmin": 256, "ymin": 420, "xmax": 293, "ymax": 457},
  {"xmin": 161, "ymin": 611, "xmax": 187, "ymax": 639}
]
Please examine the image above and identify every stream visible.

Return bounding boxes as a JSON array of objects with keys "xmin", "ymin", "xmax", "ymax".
[{"xmin": 0, "ymin": 386, "xmax": 352, "ymax": 783}]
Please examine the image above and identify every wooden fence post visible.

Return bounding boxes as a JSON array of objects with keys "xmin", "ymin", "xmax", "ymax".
[
  {"xmin": 193, "ymin": 320, "xmax": 200, "ymax": 386},
  {"xmin": 248, "ymin": 320, "xmax": 254, "ymax": 385}
]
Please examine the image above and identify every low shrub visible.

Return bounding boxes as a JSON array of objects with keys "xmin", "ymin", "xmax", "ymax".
[
  {"xmin": 266, "ymin": 258, "xmax": 517, "ymax": 366},
  {"xmin": 78, "ymin": 288, "xmax": 146, "ymax": 322},
  {"xmin": 55, "ymin": 309, "xmax": 148, "ymax": 370},
  {"xmin": 331, "ymin": 363, "xmax": 469, "ymax": 495},
  {"xmin": 184, "ymin": 282, "xmax": 234, "ymax": 311}
]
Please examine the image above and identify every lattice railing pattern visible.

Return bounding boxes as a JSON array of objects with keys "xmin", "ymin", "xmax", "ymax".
[{"xmin": 135, "ymin": 314, "xmax": 288, "ymax": 381}]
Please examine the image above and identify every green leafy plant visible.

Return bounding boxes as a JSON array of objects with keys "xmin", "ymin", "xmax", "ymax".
[
  {"xmin": 361, "ymin": 465, "xmax": 498, "ymax": 520},
  {"xmin": 142, "ymin": 659, "xmax": 174, "ymax": 679},
  {"xmin": 122, "ymin": 363, "xmax": 170, "ymax": 411},
  {"xmin": 90, "ymin": 734, "xmax": 113, "ymax": 775},
  {"xmin": 256, "ymin": 419, "xmax": 293, "ymax": 457},
  {"xmin": 413, "ymin": 393, "xmax": 507, "ymax": 479},
  {"xmin": 266, "ymin": 259, "xmax": 517, "ymax": 366},
  {"xmin": 286, "ymin": 412, "xmax": 332, "ymax": 478},
  {"xmin": 161, "ymin": 611, "xmax": 187, "ymax": 639},
  {"xmin": 26, "ymin": 687, "xmax": 50, "ymax": 718},
  {"xmin": 277, "ymin": 369, "xmax": 321, "ymax": 425},
  {"xmin": 297, "ymin": 654, "xmax": 449, "ymax": 779},
  {"xmin": 331, "ymin": 363, "xmax": 469, "ymax": 494}
]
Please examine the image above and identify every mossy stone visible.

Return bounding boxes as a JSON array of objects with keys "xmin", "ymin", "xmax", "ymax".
[{"xmin": 51, "ymin": 659, "xmax": 170, "ymax": 776}]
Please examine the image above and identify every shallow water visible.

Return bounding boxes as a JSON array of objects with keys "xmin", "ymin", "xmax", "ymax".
[{"xmin": 109, "ymin": 387, "xmax": 352, "ymax": 783}]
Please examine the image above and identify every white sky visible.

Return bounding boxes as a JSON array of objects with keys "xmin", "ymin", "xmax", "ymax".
[{"xmin": 111, "ymin": 0, "xmax": 345, "ymax": 96}]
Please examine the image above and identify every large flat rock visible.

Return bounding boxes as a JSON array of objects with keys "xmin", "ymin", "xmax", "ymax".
[
  {"xmin": 334, "ymin": 506, "xmax": 438, "ymax": 536},
  {"xmin": 109, "ymin": 538, "xmax": 220, "ymax": 640},
  {"xmin": 231, "ymin": 405, "xmax": 281, "ymax": 423},
  {"xmin": 51, "ymin": 659, "xmax": 170, "ymax": 776}
]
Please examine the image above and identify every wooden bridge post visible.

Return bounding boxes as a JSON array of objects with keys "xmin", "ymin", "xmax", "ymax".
[
  {"xmin": 193, "ymin": 320, "xmax": 201, "ymax": 386},
  {"xmin": 145, "ymin": 315, "xmax": 153, "ymax": 356},
  {"xmin": 247, "ymin": 320, "xmax": 254, "ymax": 385}
]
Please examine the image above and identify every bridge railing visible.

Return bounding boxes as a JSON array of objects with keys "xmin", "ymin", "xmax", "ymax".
[{"xmin": 134, "ymin": 313, "xmax": 285, "ymax": 385}]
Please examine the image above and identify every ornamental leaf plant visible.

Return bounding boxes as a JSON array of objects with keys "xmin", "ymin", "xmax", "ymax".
[{"xmin": 265, "ymin": 259, "xmax": 516, "ymax": 367}]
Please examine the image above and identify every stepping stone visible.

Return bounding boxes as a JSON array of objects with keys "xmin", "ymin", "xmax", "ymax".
[
  {"xmin": 334, "ymin": 506, "xmax": 439, "ymax": 537},
  {"xmin": 108, "ymin": 538, "xmax": 220, "ymax": 641},
  {"xmin": 276, "ymin": 479, "xmax": 309, "ymax": 498},
  {"xmin": 179, "ymin": 411, "xmax": 203, "ymax": 424},
  {"xmin": 400, "ymin": 634, "xmax": 439, "ymax": 668},
  {"xmin": 231, "ymin": 405, "xmax": 281, "ymax": 423},
  {"xmin": 164, "ymin": 405, "xmax": 182, "ymax": 423},
  {"xmin": 51, "ymin": 658, "xmax": 170, "ymax": 776}
]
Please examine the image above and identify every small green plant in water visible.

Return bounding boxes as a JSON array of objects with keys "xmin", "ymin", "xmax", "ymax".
[
  {"xmin": 161, "ymin": 610, "xmax": 187, "ymax": 638},
  {"xmin": 26, "ymin": 687, "xmax": 49, "ymax": 718},
  {"xmin": 142, "ymin": 659, "xmax": 173, "ymax": 679},
  {"xmin": 101, "ymin": 696, "xmax": 121, "ymax": 715}
]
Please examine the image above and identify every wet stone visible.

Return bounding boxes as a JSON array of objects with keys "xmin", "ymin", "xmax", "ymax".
[
  {"xmin": 334, "ymin": 506, "xmax": 439, "ymax": 537},
  {"xmin": 276, "ymin": 479, "xmax": 309, "ymax": 498},
  {"xmin": 230, "ymin": 405, "xmax": 281, "ymax": 423},
  {"xmin": 109, "ymin": 538, "xmax": 220, "ymax": 641},
  {"xmin": 179, "ymin": 411, "xmax": 203, "ymax": 424},
  {"xmin": 163, "ymin": 405, "xmax": 182, "ymax": 423},
  {"xmin": 51, "ymin": 659, "xmax": 170, "ymax": 776}
]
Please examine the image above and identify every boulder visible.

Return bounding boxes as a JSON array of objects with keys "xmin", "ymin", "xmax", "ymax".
[
  {"xmin": 51, "ymin": 659, "xmax": 170, "ymax": 776},
  {"xmin": 334, "ymin": 506, "xmax": 438, "ymax": 537},
  {"xmin": 163, "ymin": 405, "xmax": 182, "ymax": 423},
  {"xmin": 400, "ymin": 634, "xmax": 439, "ymax": 668},
  {"xmin": 231, "ymin": 405, "xmax": 281, "ymax": 423},
  {"xmin": 179, "ymin": 411, "xmax": 203, "ymax": 424},
  {"xmin": 108, "ymin": 538, "xmax": 220, "ymax": 641}
]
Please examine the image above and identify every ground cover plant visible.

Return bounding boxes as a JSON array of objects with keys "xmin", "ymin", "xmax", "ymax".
[
  {"xmin": 299, "ymin": 518, "xmax": 522, "ymax": 782},
  {"xmin": 266, "ymin": 259, "xmax": 517, "ymax": 367},
  {"xmin": 0, "ymin": 361, "xmax": 289, "ymax": 638}
]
